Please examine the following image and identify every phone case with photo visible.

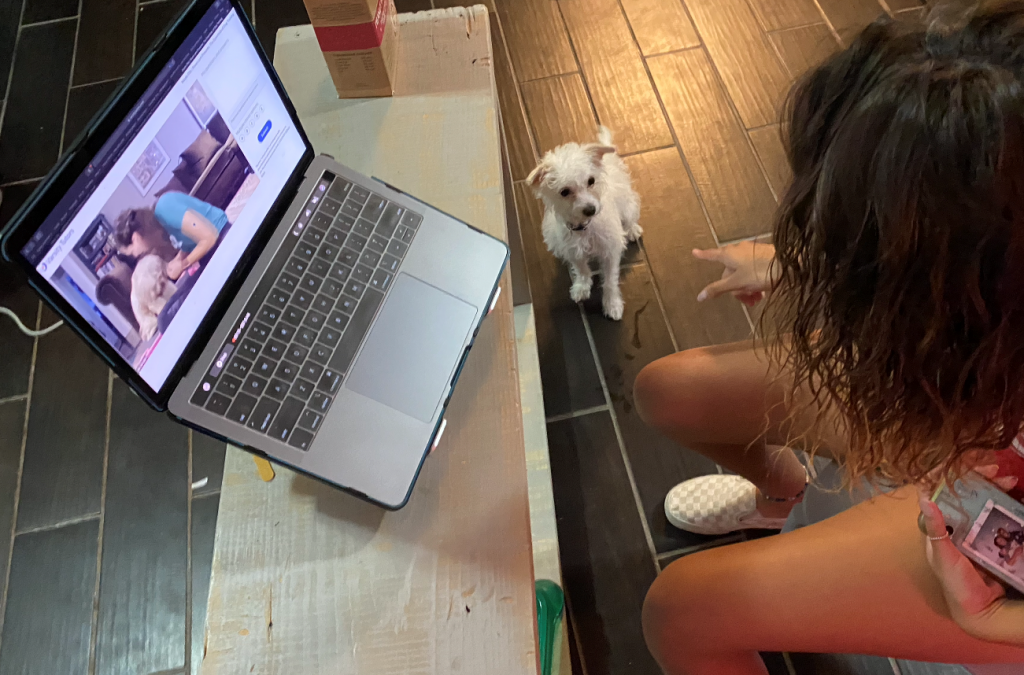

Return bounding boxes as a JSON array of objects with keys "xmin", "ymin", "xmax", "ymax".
[{"xmin": 936, "ymin": 474, "xmax": 1024, "ymax": 594}]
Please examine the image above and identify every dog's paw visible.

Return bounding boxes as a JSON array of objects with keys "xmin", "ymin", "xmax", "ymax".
[
  {"xmin": 570, "ymin": 281, "xmax": 592, "ymax": 303},
  {"xmin": 626, "ymin": 222, "xmax": 643, "ymax": 242},
  {"xmin": 603, "ymin": 294, "xmax": 624, "ymax": 321}
]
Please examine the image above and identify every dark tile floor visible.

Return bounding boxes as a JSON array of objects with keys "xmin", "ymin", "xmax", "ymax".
[{"xmin": 0, "ymin": 0, "xmax": 981, "ymax": 674}]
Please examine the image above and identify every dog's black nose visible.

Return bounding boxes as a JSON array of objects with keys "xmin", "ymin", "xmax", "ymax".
[{"xmin": 582, "ymin": 205, "xmax": 596, "ymax": 218}]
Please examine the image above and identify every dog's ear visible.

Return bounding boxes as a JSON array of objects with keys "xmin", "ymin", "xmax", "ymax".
[
  {"xmin": 527, "ymin": 163, "xmax": 547, "ymax": 188},
  {"xmin": 586, "ymin": 144, "xmax": 616, "ymax": 163}
]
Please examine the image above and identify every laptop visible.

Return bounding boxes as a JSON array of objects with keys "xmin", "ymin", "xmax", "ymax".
[{"xmin": 0, "ymin": 0, "xmax": 508, "ymax": 510}]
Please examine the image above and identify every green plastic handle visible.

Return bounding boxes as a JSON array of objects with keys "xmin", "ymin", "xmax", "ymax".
[{"xmin": 535, "ymin": 579, "xmax": 565, "ymax": 675}]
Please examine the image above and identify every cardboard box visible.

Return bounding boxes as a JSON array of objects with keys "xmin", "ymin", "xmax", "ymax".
[{"xmin": 303, "ymin": 0, "xmax": 399, "ymax": 98}]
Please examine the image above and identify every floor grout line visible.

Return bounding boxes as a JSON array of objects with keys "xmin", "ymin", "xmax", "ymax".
[
  {"xmin": 491, "ymin": 6, "xmax": 540, "ymax": 174},
  {"xmin": 655, "ymin": 533, "xmax": 744, "ymax": 563},
  {"xmin": 551, "ymin": 0, "xmax": 603, "ymax": 133},
  {"xmin": 69, "ymin": 75, "xmax": 123, "ymax": 90},
  {"xmin": 59, "ymin": 0, "xmax": 84, "ymax": 156},
  {"xmin": 578, "ymin": 303, "xmax": 661, "ymax": 577},
  {"xmin": 185, "ymin": 430, "xmax": 194, "ymax": 675},
  {"xmin": 17, "ymin": 15, "xmax": 77, "ymax": 29},
  {"xmin": 0, "ymin": 296, "xmax": 38, "ymax": 655},
  {"xmin": 544, "ymin": 404, "xmax": 609, "ymax": 424},
  {"xmin": 0, "ymin": 0, "xmax": 28, "ymax": 165},
  {"xmin": 86, "ymin": 370, "xmax": 113, "ymax": 675},
  {"xmin": 15, "ymin": 511, "xmax": 101, "ymax": 537},
  {"xmin": 0, "ymin": 176, "xmax": 44, "ymax": 188},
  {"xmin": 783, "ymin": 652, "xmax": 798, "ymax": 675},
  {"xmin": 619, "ymin": 143, "xmax": 675, "ymax": 158},
  {"xmin": 0, "ymin": 394, "xmax": 28, "ymax": 406}
]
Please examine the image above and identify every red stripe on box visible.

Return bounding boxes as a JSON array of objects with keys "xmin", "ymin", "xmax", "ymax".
[{"xmin": 314, "ymin": 0, "xmax": 390, "ymax": 52}]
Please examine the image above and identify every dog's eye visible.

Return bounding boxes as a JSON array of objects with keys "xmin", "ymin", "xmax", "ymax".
[
  {"xmin": 560, "ymin": 188, "xmax": 571, "ymax": 197},
  {"xmin": 588, "ymin": 176, "xmax": 595, "ymax": 186}
]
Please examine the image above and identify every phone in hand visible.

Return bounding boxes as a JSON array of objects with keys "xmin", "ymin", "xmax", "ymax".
[{"xmin": 934, "ymin": 468, "xmax": 1024, "ymax": 594}]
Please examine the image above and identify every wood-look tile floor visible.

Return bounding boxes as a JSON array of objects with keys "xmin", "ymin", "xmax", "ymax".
[{"xmin": 0, "ymin": 0, "xmax": 973, "ymax": 673}]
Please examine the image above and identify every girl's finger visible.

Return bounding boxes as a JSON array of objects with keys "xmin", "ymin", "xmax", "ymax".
[
  {"xmin": 692, "ymin": 248, "xmax": 723, "ymax": 263},
  {"xmin": 975, "ymin": 464, "xmax": 1001, "ymax": 480},
  {"xmin": 698, "ymin": 277, "xmax": 741, "ymax": 302},
  {"xmin": 995, "ymin": 475, "xmax": 1019, "ymax": 492}
]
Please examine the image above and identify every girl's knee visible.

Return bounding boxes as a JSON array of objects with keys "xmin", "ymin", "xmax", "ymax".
[
  {"xmin": 635, "ymin": 349, "xmax": 718, "ymax": 434},
  {"xmin": 642, "ymin": 553, "xmax": 724, "ymax": 666}
]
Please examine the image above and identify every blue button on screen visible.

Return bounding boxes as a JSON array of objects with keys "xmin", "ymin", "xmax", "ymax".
[{"xmin": 258, "ymin": 120, "xmax": 272, "ymax": 142}]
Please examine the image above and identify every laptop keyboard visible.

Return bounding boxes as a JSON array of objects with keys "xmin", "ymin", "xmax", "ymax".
[{"xmin": 188, "ymin": 172, "xmax": 423, "ymax": 451}]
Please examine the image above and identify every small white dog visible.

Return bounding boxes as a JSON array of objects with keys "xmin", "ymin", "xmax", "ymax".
[
  {"xmin": 131, "ymin": 254, "xmax": 176, "ymax": 341},
  {"xmin": 528, "ymin": 126, "xmax": 641, "ymax": 320}
]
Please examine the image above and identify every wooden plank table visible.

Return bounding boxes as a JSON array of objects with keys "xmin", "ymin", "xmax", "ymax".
[{"xmin": 200, "ymin": 8, "xmax": 538, "ymax": 674}]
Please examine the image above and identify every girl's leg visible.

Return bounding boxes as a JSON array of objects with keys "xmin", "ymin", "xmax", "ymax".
[
  {"xmin": 643, "ymin": 485, "xmax": 1024, "ymax": 675},
  {"xmin": 634, "ymin": 339, "xmax": 837, "ymax": 517}
]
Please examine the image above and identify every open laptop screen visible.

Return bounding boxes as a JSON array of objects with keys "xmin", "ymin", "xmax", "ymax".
[{"xmin": 20, "ymin": 0, "xmax": 305, "ymax": 391}]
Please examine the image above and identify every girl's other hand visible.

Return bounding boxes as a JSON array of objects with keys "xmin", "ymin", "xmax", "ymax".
[{"xmin": 693, "ymin": 241, "xmax": 777, "ymax": 304}]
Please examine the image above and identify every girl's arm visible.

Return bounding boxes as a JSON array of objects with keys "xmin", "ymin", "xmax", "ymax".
[{"xmin": 166, "ymin": 209, "xmax": 220, "ymax": 279}]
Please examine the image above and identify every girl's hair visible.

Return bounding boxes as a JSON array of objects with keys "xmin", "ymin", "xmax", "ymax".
[
  {"xmin": 767, "ymin": 1, "xmax": 1024, "ymax": 484},
  {"xmin": 112, "ymin": 207, "xmax": 169, "ymax": 250}
]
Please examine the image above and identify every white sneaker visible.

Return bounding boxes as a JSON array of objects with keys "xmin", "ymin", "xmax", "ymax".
[{"xmin": 664, "ymin": 474, "xmax": 789, "ymax": 535}]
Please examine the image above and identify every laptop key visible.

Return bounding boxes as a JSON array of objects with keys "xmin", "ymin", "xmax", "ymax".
[
  {"xmin": 292, "ymin": 289, "xmax": 313, "ymax": 309},
  {"xmin": 263, "ymin": 338, "xmax": 286, "ymax": 359},
  {"xmin": 253, "ymin": 355, "xmax": 276, "ymax": 377},
  {"xmin": 247, "ymin": 397, "xmax": 279, "ymax": 433},
  {"xmin": 361, "ymin": 194, "xmax": 386, "ymax": 222},
  {"xmin": 294, "ymin": 242, "xmax": 316, "ymax": 261},
  {"xmin": 347, "ymin": 234, "xmax": 368, "ymax": 253},
  {"xmin": 329, "ymin": 288, "xmax": 384, "ymax": 374},
  {"xmin": 396, "ymin": 225, "xmax": 414, "ymax": 244},
  {"xmin": 319, "ymin": 198, "xmax": 340, "ymax": 217},
  {"xmin": 344, "ymin": 279, "xmax": 366, "ymax": 298},
  {"xmin": 301, "ymin": 362, "xmax": 324, "ymax": 382},
  {"xmin": 227, "ymin": 357, "xmax": 252, "ymax": 379},
  {"xmin": 312, "ymin": 294, "xmax": 333, "ymax": 314},
  {"xmin": 300, "ymin": 274, "xmax": 323, "ymax": 294},
  {"xmin": 292, "ymin": 378, "xmax": 315, "ymax": 401},
  {"xmin": 288, "ymin": 428, "xmax": 314, "ymax": 451},
  {"xmin": 303, "ymin": 310, "xmax": 326, "ymax": 330},
  {"xmin": 329, "ymin": 262, "xmax": 352, "ymax": 284},
  {"xmin": 302, "ymin": 227, "xmax": 324, "ymax": 246},
  {"xmin": 360, "ymin": 249, "xmax": 381, "ymax": 268},
  {"xmin": 216, "ymin": 374, "xmax": 242, "ymax": 396},
  {"xmin": 353, "ymin": 264, "xmax": 373, "ymax": 284},
  {"xmin": 274, "ymin": 323, "xmax": 297, "ymax": 342},
  {"xmin": 285, "ymin": 344, "xmax": 309, "ymax": 363},
  {"xmin": 278, "ymin": 272, "xmax": 299, "ymax": 292},
  {"xmin": 334, "ymin": 214, "xmax": 355, "ymax": 232},
  {"xmin": 285, "ymin": 258, "xmax": 307, "ymax": 277},
  {"xmin": 309, "ymin": 258, "xmax": 331, "ymax": 278},
  {"xmin": 375, "ymin": 204, "xmax": 402, "ymax": 238},
  {"xmin": 311, "ymin": 212, "xmax": 332, "ymax": 230},
  {"xmin": 354, "ymin": 219, "xmax": 374, "ymax": 238},
  {"xmin": 191, "ymin": 382, "xmax": 212, "ymax": 407},
  {"xmin": 309, "ymin": 344, "xmax": 331, "ymax": 365},
  {"xmin": 258, "ymin": 306, "xmax": 280, "ymax": 324},
  {"xmin": 282, "ymin": 306, "xmax": 305, "ymax": 326},
  {"xmin": 349, "ymin": 185, "xmax": 370, "ymax": 204},
  {"xmin": 338, "ymin": 248, "xmax": 359, "ymax": 267},
  {"xmin": 341, "ymin": 200, "xmax": 362, "ymax": 218},
  {"xmin": 298, "ymin": 409, "xmax": 323, "ymax": 432},
  {"xmin": 294, "ymin": 327, "xmax": 317, "ymax": 348},
  {"xmin": 206, "ymin": 393, "xmax": 231, "ymax": 416},
  {"xmin": 320, "ymin": 327, "xmax": 342, "ymax": 347},
  {"xmin": 318, "ymin": 369, "xmax": 342, "ymax": 393},
  {"xmin": 386, "ymin": 239, "xmax": 408, "ymax": 258},
  {"xmin": 318, "ymin": 243, "xmax": 339, "ymax": 262},
  {"xmin": 243, "ymin": 374, "xmax": 268, "ymax": 398},
  {"xmin": 238, "ymin": 339, "xmax": 261, "ymax": 360},
  {"xmin": 226, "ymin": 393, "xmax": 258, "ymax": 425},
  {"xmin": 379, "ymin": 253, "xmax": 400, "ymax": 274},
  {"xmin": 325, "ymin": 227, "xmax": 346, "ymax": 246},
  {"xmin": 249, "ymin": 321, "xmax": 272, "ymax": 342},
  {"xmin": 369, "ymin": 269, "xmax": 393, "ymax": 292},
  {"xmin": 267, "ymin": 379, "xmax": 290, "ymax": 400},
  {"xmin": 311, "ymin": 391, "xmax": 332, "ymax": 413},
  {"xmin": 268, "ymin": 288, "xmax": 291, "ymax": 308},
  {"xmin": 400, "ymin": 211, "xmax": 422, "ymax": 230},
  {"xmin": 326, "ymin": 311, "xmax": 349, "ymax": 331},
  {"xmin": 268, "ymin": 397, "xmax": 305, "ymax": 441},
  {"xmin": 327, "ymin": 178, "xmax": 351, "ymax": 202},
  {"xmin": 276, "ymin": 361, "xmax": 298, "ymax": 382},
  {"xmin": 322, "ymin": 278, "xmax": 344, "ymax": 299},
  {"xmin": 368, "ymin": 233, "xmax": 388, "ymax": 253},
  {"xmin": 338, "ymin": 295, "xmax": 357, "ymax": 314}
]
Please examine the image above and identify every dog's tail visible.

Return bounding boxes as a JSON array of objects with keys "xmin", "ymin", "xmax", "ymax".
[{"xmin": 597, "ymin": 125, "xmax": 614, "ymax": 147}]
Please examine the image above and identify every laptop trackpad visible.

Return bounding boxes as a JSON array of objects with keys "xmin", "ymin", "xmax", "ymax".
[{"xmin": 345, "ymin": 274, "xmax": 477, "ymax": 423}]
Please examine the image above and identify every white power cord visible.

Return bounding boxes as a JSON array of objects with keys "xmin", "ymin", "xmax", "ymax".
[{"xmin": 0, "ymin": 306, "xmax": 63, "ymax": 337}]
